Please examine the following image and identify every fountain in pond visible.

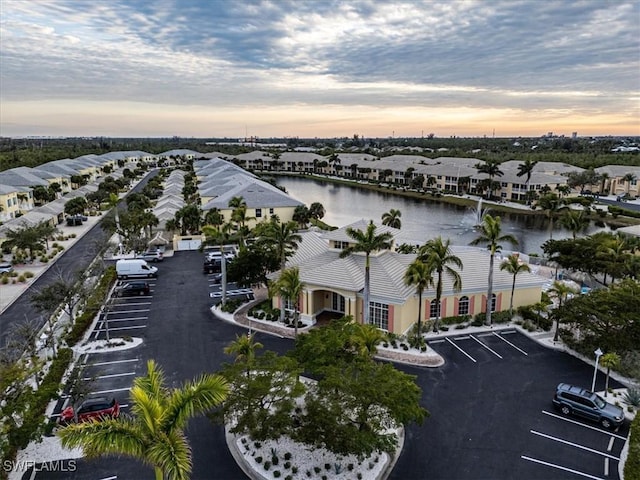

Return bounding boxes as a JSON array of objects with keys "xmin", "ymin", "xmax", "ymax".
[{"xmin": 463, "ymin": 197, "xmax": 490, "ymax": 228}]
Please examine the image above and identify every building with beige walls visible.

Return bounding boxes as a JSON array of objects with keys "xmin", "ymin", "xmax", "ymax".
[{"xmin": 270, "ymin": 220, "xmax": 547, "ymax": 335}]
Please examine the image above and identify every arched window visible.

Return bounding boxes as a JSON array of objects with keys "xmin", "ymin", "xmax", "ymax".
[
  {"xmin": 429, "ymin": 299, "xmax": 440, "ymax": 319},
  {"xmin": 458, "ymin": 296, "xmax": 469, "ymax": 315}
]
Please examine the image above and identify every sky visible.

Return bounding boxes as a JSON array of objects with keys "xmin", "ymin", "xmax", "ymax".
[{"xmin": 0, "ymin": 0, "xmax": 639, "ymax": 139}]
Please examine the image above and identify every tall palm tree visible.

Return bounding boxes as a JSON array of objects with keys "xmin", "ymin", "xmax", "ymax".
[
  {"xmin": 259, "ymin": 220, "xmax": 302, "ymax": 322},
  {"xmin": 475, "ymin": 159, "xmax": 504, "ymax": 199},
  {"xmin": 339, "ymin": 221, "xmax": 394, "ymax": 325},
  {"xmin": 499, "ymin": 254, "xmax": 531, "ymax": 316},
  {"xmin": 202, "ymin": 222, "xmax": 234, "ymax": 305},
  {"xmin": 108, "ymin": 193, "xmax": 122, "ymax": 246},
  {"xmin": 516, "ymin": 159, "xmax": 538, "ymax": 201},
  {"xmin": 224, "ymin": 333, "xmax": 263, "ymax": 378},
  {"xmin": 622, "ymin": 173, "xmax": 637, "ymax": 196},
  {"xmin": 536, "ymin": 193, "xmax": 567, "ymax": 240},
  {"xmin": 403, "ymin": 259, "xmax": 434, "ymax": 333},
  {"xmin": 270, "ymin": 267, "xmax": 306, "ymax": 337},
  {"xmin": 58, "ymin": 360, "xmax": 229, "ymax": 480},
  {"xmin": 600, "ymin": 353, "xmax": 620, "ymax": 397},
  {"xmin": 548, "ymin": 280, "xmax": 577, "ymax": 341},
  {"xmin": 418, "ymin": 237, "xmax": 462, "ymax": 332},
  {"xmin": 470, "ymin": 215, "xmax": 518, "ymax": 326},
  {"xmin": 381, "ymin": 209, "xmax": 402, "ymax": 229},
  {"xmin": 560, "ymin": 210, "xmax": 589, "ymax": 239},
  {"xmin": 599, "ymin": 173, "xmax": 610, "ymax": 196}
]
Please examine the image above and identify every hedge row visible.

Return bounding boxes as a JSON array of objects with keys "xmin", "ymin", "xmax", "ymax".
[
  {"xmin": 2, "ymin": 347, "xmax": 73, "ymax": 476},
  {"xmin": 608, "ymin": 205, "xmax": 640, "ymax": 219},
  {"xmin": 65, "ymin": 266, "xmax": 116, "ymax": 346},
  {"xmin": 625, "ymin": 413, "xmax": 640, "ymax": 480}
]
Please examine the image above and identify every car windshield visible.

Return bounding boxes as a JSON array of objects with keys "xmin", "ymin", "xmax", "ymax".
[{"xmin": 594, "ymin": 395, "xmax": 607, "ymax": 409}]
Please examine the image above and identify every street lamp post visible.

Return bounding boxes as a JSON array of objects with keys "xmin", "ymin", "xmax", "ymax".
[{"xmin": 591, "ymin": 347, "xmax": 603, "ymax": 392}]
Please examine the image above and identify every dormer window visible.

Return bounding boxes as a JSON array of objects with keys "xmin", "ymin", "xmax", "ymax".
[{"xmin": 334, "ymin": 240, "xmax": 349, "ymax": 249}]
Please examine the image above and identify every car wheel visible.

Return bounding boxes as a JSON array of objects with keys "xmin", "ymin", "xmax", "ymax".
[
  {"xmin": 601, "ymin": 418, "xmax": 612, "ymax": 429},
  {"xmin": 560, "ymin": 405, "xmax": 571, "ymax": 416}
]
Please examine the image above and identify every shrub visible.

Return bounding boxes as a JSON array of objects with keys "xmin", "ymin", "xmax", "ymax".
[
  {"xmin": 624, "ymin": 413, "xmax": 640, "ymax": 480},
  {"xmin": 284, "ymin": 452, "xmax": 292, "ymax": 460},
  {"xmin": 24, "ymin": 271, "xmax": 34, "ymax": 278},
  {"xmin": 255, "ymin": 456, "xmax": 263, "ymax": 464},
  {"xmin": 623, "ymin": 388, "xmax": 640, "ymax": 407},
  {"xmin": 273, "ymin": 471, "xmax": 281, "ymax": 478},
  {"xmin": 441, "ymin": 314, "xmax": 472, "ymax": 325},
  {"xmin": 314, "ymin": 466, "xmax": 321, "ymax": 473},
  {"xmin": 263, "ymin": 461, "xmax": 271, "ymax": 470}
]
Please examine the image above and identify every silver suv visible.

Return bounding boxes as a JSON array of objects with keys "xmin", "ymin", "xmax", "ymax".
[{"xmin": 552, "ymin": 383, "xmax": 624, "ymax": 429}]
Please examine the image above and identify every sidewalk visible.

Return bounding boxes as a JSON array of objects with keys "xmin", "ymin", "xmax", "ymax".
[{"xmin": 0, "ymin": 213, "xmax": 105, "ymax": 314}]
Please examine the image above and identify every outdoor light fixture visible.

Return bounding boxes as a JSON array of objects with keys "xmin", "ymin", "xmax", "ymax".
[{"xmin": 591, "ymin": 347, "xmax": 603, "ymax": 392}]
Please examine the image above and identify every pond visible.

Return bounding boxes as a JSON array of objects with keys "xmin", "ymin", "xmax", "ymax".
[{"xmin": 276, "ymin": 176, "xmax": 607, "ymax": 255}]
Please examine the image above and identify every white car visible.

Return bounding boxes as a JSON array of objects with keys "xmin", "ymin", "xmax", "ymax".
[{"xmin": 0, "ymin": 263, "xmax": 14, "ymax": 274}]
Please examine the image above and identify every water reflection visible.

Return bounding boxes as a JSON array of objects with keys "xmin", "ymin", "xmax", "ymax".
[{"xmin": 277, "ymin": 177, "xmax": 606, "ymax": 255}]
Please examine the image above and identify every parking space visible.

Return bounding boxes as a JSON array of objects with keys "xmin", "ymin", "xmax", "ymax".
[
  {"xmin": 428, "ymin": 329, "xmax": 531, "ymax": 363},
  {"xmin": 208, "ymin": 278, "xmax": 254, "ymax": 306},
  {"xmin": 521, "ymin": 408, "xmax": 629, "ymax": 480},
  {"xmin": 90, "ymin": 280, "xmax": 154, "ymax": 341}
]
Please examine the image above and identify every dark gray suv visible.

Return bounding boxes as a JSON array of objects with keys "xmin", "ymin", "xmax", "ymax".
[{"xmin": 552, "ymin": 383, "xmax": 625, "ymax": 429}]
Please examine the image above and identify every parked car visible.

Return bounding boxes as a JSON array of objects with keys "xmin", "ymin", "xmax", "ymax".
[
  {"xmin": 59, "ymin": 397, "xmax": 120, "ymax": 424},
  {"xmin": 66, "ymin": 215, "xmax": 83, "ymax": 226},
  {"xmin": 0, "ymin": 262, "xmax": 13, "ymax": 274},
  {"xmin": 116, "ymin": 259, "xmax": 158, "ymax": 279},
  {"xmin": 136, "ymin": 250, "xmax": 164, "ymax": 262},
  {"xmin": 115, "ymin": 281, "xmax": 150, "ymax": 296},
  {"xmin": 552, "ymin": 383, "xmax": 625, "ymax": 429}
]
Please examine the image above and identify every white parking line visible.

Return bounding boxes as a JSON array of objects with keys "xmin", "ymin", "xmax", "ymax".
[
  {"xmin": 89, "ymin": 387, "xmax": 132, "ymax": 395},
  {"xmin": 97, "ymin": 476, "xmax": 117, "ymax": 480},
  {"xmin": 99, "ymin": 316, "xmax": 148, "ymax": 323},
  {"xmin": 530, "ymin": 430, "xmax": 620, "ymax": 460},
  {"xmin": 454, "ymin": 335, "xmax": 470, "ymax": 340},
  {"xmin": 607, "ymin": 437, "xmax": 615, "ymax": 451},
  {"xmin": 83, "ymin": 372, "xmax": 136, "ymax": 381},
  {"xmin": 521, "ymin": 456, "xmax": 604, "ymax": 480},
  {"xmin": 445, "ymin": 337, "xmax": 476, "ymax": 362},
  {"xmin": 501, "ymin": 329, "xmax": 517, "ymax": 335},
  {"xmin": 428, "ymin": 339, "xmax": 445, "ymax": 344},
  {"xmin": 90, "ymin": 359, "xmax": 138, "ymax": 366},
  {"xmin": 493, "ymin": 331, "xmax": 528, "ymax": 355},
  {"xmin": 541, "ymin": 411, "xmax": 627, "ymax": 440},
  {"xmin": 106, "ymin": 309, "xmax": 150, "ymax": 315},
  {"xmin": 470, "ymin": 335, "xmax": 503, "ymax": 358},
  {"xmin": 604, "ymin": 458, "xmax": 609, "ymax": 476},
  {"xmin": 95, "ymin": 325, "xmax": 147, "ymax": 332}
]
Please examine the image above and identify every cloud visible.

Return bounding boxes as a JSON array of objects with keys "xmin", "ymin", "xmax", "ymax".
[{"xmin": 0, "ymin": 0, "xmax": 638, "ymax": 136}]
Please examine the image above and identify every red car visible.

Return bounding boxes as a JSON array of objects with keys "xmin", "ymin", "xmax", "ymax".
[{"xmin": 59, "ymin": 397, "xmax": 120, "ymax": 424}]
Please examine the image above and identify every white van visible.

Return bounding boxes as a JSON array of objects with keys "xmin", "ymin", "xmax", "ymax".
[{"xmin": 116, "ymin": 259, "xmax": 158, "ymax": 279}]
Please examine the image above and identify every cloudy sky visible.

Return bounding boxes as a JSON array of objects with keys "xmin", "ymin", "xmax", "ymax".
[{"xmin": 1, "ymin": 0, "xmax": 639, "ymax": 138}]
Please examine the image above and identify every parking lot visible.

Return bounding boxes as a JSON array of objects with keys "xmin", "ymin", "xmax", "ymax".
[{"xmin": 390, "ymin": 330, "xmax": 629, "ymax": 480}]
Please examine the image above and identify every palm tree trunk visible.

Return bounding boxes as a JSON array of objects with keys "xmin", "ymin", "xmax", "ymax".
[
  {"xmin": 154, "ymin": 466, "xmax": 164, "ymax": 480},
  {"xmin": 363, "ymin": 256, "xmax": 370, "ymax": 324},
  {"xmin": 510, "ymin": 277, "xmax": 516, "ymax": 316},
  {"xmin": 221, "ymin": 246, "xmax": 227, "ymax": 305},
  {"xmin": 486, "ymin": 255, "xmax": 494, "ymax": 326},
  {"xmin": 280, "ymin": 258, "xmax": 286, "ymax": 324},
  {"xmin": 417, "ymin": 290, "xmax": 422, "ymax": 333}
]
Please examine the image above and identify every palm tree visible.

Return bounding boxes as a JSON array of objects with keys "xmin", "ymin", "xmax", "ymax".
[
  {"xmin": 58, "ymin": 360, "xmax": 229, "ymax": 480},
  {"xmin": 224, "ymin": 333, "xmax": 263, "ymax": 377},
  {"xmin": 560, "ymin": 210, "xmax": 589, "ymax": 239},
  {"xmin": 475, "ymin": 159, "xmax": 504, "ymax": 199},
  {"xmin": 599, "ymin": 173, "xmax": 610, "ymax": 196},
  {"xmin": 381, "ymin": 209, "xmax": 402, "ymax": 229},
  {"xmin": 259, "ymin": 220, "xmax": 302, "ymax": 322},
  {"xmin": 270, "ymin": 267, "xmax": 305, "ymax": 337},
  {"xmin": 203, "ymin": 221, "xmax": 234, "ymax": 305},
  {"xmin": 339, "ymin": 221, "xmax": 394, "ymax": 325},
  {"xmin": 108, "ymin": 193, "xmax": 122, "ymax": 245},
  {"xmin": 350, "ymin": 322, "xmax": 386, "ymax": 358},
  {"xmin": 600, "ymin": 352, "xmax": 620, "ymax": 397},
  {"xmin": 309, "ymin": 202, "xmax": 325, "ymax": 221},
  {"xmin": 499, "ymin": 254, "xmax": 531, "ymax": 316},
  {"xmin": 470, "ymin": 215, "xmax": 518, "ymax": 326},
  {"xmin": 516, "ymin": 159, "xmax": 538, "ymax": 202},
  {"xmin": 622, "ymin": 173, "xmax": 637, "ymax": 196},
  {"xmin": 403, "ymin": 259, "xmax": 434, "ymax": 333},
  {"xmin": 548, "ymin": 280, "xmax": 577, "ymax": 341},
  {"xmin": 536, "ymin": 193, "xmax": 567, "ymax": 240},
  {"xmin": 418, "ymin": 237, "xmax": 462, "ymax": 332}
]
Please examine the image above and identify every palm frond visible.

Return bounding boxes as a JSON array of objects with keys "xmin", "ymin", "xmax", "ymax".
[
  {"xmin": 147, "ymin": 430, "xmax": 192, "ymax": 480},
  {"xmin": 130, "ymin": 384, "xmax": 166, "ymax": 435},
  {"xmin": 164, "ymin": 374, "xmax": 229, "ymax": 430},
  {"xmin": 58, "ymin": 417, "xmax": 148, "ymax": 460}
]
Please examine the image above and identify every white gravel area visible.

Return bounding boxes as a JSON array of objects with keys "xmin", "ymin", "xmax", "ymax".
[
  {"xmin": 74, "ymin": 337, "xmax": 143, "ymax": 354},
  {"xmin": 8, "ymin": 436, "xmax": 83, "ymax": 480},
  {"xmin": 236, "ymin": 434, "xmax": 390, "ymax": 480}
]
